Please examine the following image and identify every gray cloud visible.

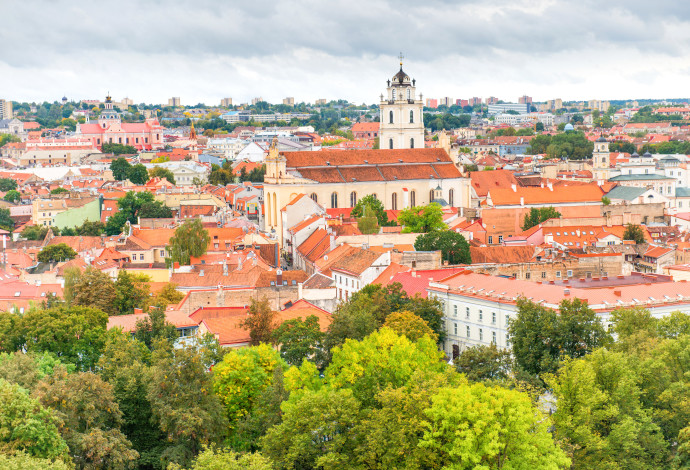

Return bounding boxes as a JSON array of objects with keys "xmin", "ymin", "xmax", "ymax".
[{"xmin": 2, "ymin": 0, "xmax": 690, "ymax": 103}]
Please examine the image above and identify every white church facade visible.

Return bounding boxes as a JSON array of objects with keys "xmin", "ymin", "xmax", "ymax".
[{"xmin": 379, "ymin": 59, "xmax": 425, "ymax": 150}]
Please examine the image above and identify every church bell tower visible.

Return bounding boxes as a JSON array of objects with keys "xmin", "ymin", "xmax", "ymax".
[{"xmin": 379, "ymin": 54, "xmax": 424, "ymax": 150}]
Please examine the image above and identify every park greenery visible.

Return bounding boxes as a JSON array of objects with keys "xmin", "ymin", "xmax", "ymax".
[
  {"xmin": 527, "ymin": 131, "xmax": 594, "ymax": 159},
  {"xmin": 105, "ymin": 191, "xmax": 172, "ymax": 235},
  {"xmin": 0, "ymin": 277, "xmax": 683, "ymax": 468}
]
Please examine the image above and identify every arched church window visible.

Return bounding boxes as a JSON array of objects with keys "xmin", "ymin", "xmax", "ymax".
[
  {"xmin": 310, "ymin": 193, "xmax": 317, "ymax": 202},
  {"xmin": 449, "ymin": 189, "xmax": 455, "ymax": 207},
  {"xmin": 410, "ymin": 191, "xmax": 416, "ymax": 207},
  {"xmin": 389, "ymin": 139, "xmax": 393, "ymax": 149},
  {"xmin": 391, "ymin": 193, "xmax": 398, "ymax": 210},
  {"xmin": 392, "ymin": 89, "xmax": 396, "ymax": 100},
  {"xmin": 407, "ymin": 88, "xmax": 411, "ymax": 100},
  {"xmin": 331, "ymin": 192, "xmax": 338, "ymax": 209},
  {"xmin": 410, "ymin": 138, "xmax": 414, "ymax": 149},
  {"xmin": 410, "ymin": 110, "xmax": 414, "ymax": 123},
  {"xmin": 430, "ymin": 189, "xmax": 434, "ymax": 202},
  {"xmin": 389, "ymin": 111, "xmax": 394, "ymax": 124},
  {"xmin": 350, "ymin": 191, "xmax": 357, "ymax": 207}
]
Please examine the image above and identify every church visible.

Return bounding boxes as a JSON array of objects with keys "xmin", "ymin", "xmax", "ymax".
[
  {"xmin": 75, "ymin": 95, "xmax": 165, "ymax": 151},
  {"xmin": 262, "ymin": 60, "xmax": 470, "ymax": 246}
]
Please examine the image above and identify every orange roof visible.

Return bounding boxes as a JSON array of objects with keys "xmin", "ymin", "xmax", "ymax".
[
  {"xmin": 644, "ymin": 246, "xmax": 673, "ymax": 258},
  {"xmin": 488, "ymin": 183, "xmax": 604, "ymax": 206},
  {"xmin": 330, "ymin": 248, "xmax": 381, "ymax": 276},
  {"xmin": 288, "ymin": 215, "xmax": 322, "ymax": 234}
]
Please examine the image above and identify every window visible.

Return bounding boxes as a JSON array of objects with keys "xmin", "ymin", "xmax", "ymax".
[
  {"xmin": 391, "ymin": 192, "xmax": 398, "ymax": 210},
  {"xmin": 492, "ymin": 332, "xmax": 496, "ymax": 344},
  {"xmin": 407, "ymin": 88, "xmax": 411, "ymax": 100},
  {"xmin": 389, "ymin": 110, "xmax": 394, "ymax": 124},
  {"xmin": 488, "ymin": 235, "xmax": 493, "ymax": 244},
  {"xmin": 410, "ymin": 138, "xmax": 414, "ymax": 149},
  {"xmin": 410, "ymin": 190, "xmax": 416, "ymax": 207},
  {"xmin": 492, "ymin": 312, "xmax": 496, "ymax": 324},
  {"xmin": 160, "ymin": 250, "xmax": 165, "ymax": 257},
  {"xmin": 466, "ymin": 326, "xmax": 470, "ymax": 338},
  {"xmin": 410, "ymin": 110, "xmax": 414, "ymax": 123},
  {"xmin": 454, "ymin": 322, "xmax": 458, "ymax": 335},
  {"xmin": 139, "ymin": 254, "xmax": 144, "ymax": 260},
  {"xmin": 330, "ymin": 192, "xmax": 338, "ymax": 209},
  {"xmin": 389, "ymin": 138, "xmax": 394, "ymax": 149},
  {"xmin": 350, "ymin": 191, "xmax": 357, "ymax": 207},
  {"xmin": 556, "ymin": 271, "xmax": 561, "ymax": 278},
  {"xmin": 541, "ymin": 272, "xmax": 546, "ymax": 279},
  {"xmin": 479, "ymin": 329, "xmax": 483, "ymax": 341},
  {"xmin": 310, "ymin": 193, "xmax": 317, "ymax": 202},
  {"xmin": 498, "ymin": 234, "xmax": 503, "ymax": 243},
  {"xmin": 453, "ymin": 305, "xmax": 458, "ymax": 317},
  {"xmin": 525, "ymin": 272, "xmax": 531, "ymax": 279},
  {"xmin": 392, "ymin": 89, "xmax": 396, "ymax": 101},
  {"xmin": 465, "ymin": 307, "xmax": 470, "ymax": 319},
  {"xmin": 567, "ymin": 270, "xmax": 573, "ymax": 277}
]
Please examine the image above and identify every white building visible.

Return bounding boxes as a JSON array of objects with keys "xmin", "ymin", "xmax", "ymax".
[
  {"xmin": 206, "ymin": 138, "xmax": 249, "ymax": 159},
  {"xmin": 379, "ymin": 60, "xmax": 424, "ymax": 150},
  {"xmin": 428, "ymin": 270, "xmax": 690, "ymax": 358}
]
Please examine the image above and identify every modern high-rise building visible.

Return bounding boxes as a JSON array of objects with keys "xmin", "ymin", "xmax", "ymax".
[
  {"xmin": 0, "ymin": 99, "xmax": 12, "ymax": 119},
  {"xmin": 220, "ymin": 97, "xmax": 233, "ymax": 107},
  {"xmin": 251, "ymin": 97, "xmax": 264, "ymax": 105},
  {"xmin": 486, "ymin": 103, "xmax": 530, "ymax": 115},
  {"xmin": 314, "ymin": 99, "xmax": 327, "ymax": 106},
  {"xmin": 425, "ymin": 98, "xmax": 438, "ymax": 108},
  {"xmin": 588, "ymin": 100, "xmax": 611, "ymax": 112},
  {"xmin": 518, "ymin": 95, "xmax": 533, "ymax": 104},
  {"xmin": 379, "ymin": 60, "xmax": 424, "ymax": 150},
  {"xmin": 168, "ymin": 97, "xmax": 181, "ymax": 107},
  {"xmin": 439, "ymin": 97, "xmax": 453, "ymax": 107},
  {"xmin": 468, "ymin": 97, "xmax": 482, "ymax": 106},
  {"xmin": 283, "ymin": 97, "xmax": 295, "ymax": 106},
  {"xmin": 485, "ymin": 96, "xmax": 498, "ymax": 105}
]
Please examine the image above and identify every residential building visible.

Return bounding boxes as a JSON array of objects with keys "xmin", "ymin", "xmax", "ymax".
[
  {"xmin": 351, "ymin": 122, "xmax": 380, "ymax": 139},
  {"xmin": 379, "ymin": 61, "xmax": 424, "ymax": 150},
  {"xmin": 486, "ymin": 103, "xmax": 530, "ymax": 115},
  {"xmin": 282, "ymin": 97, "xmax": 295, "ymax": 106},
  {"xmin": 252, "ymin": 97, "xmax": 264, "ymax": 105},
  {"xmin": 425, "ymin": 99, "xmax": 438, "ymax": 108},
  {"xmin": 439, "ymin": 97, "xmax": 453, "ymax": 107},
  {"xmin": 332, "ymin": 248, "xmax": 391, "ymax": 301},
  {"xmin": 0, "ymin": 99, "xmax": 12, "ymax": 119},
  {"xmin": 168, "ymin": 97, "xmax": 181, "ymax": 107},
  {"xmin": 220, "ymin": 97, "xmax": 233, "ymax": 107},
  {"xmin": 314, "ymin": 99, "xmax": 327, "ymax": 106},
  {"xmin": 485, "ymin": 96, "xmax": 498, "ymax": 105},
  {"xmin": 518, "ymin": 95, "xmax": 532, "ymax": 105}
]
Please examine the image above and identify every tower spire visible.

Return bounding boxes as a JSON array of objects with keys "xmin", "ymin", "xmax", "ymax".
[{"xmin": 398, "ymin": 52, "xmax": 404, "ymax": 68}]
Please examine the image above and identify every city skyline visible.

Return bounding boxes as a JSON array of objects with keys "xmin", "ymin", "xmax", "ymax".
[{"xmin": 4, "ymin": 1, "xmax": 690, "ymax": 104}]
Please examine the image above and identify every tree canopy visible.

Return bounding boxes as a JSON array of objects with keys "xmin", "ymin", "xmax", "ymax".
[
  {"xmin": 414, "ymin": 229, "xmax": 471, "ymax": 264},
  {"xmin": 398, "ymin": 203, "xmax": 445, "ymax": 233},
  {"xmin": 36, "ymin": 243, "xmax": 77, "ymax": 263},
  {"xmin": 522, "ymin": 206, "xmax": 561, "ymax": 230},
  {"xmin": 167, "ymin": 219, "xmax": 210, "ymax": 265}
]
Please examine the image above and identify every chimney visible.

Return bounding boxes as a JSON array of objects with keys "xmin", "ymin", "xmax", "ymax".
[
  {"xmin": 520, "ymin": 197, "xmax": 524, "ymax": 207},
  {"xmin": 199, "ymin": 269, "xmax": 204, "ymax": 277},
  {"xmin": 276, "ymin": 269, "xmax": 283, "ymax": 286},
  {"xmin": 540, "ymin": 182, "xmax": 544, "ymax": 188},
  {"xmin": 511, "ymin": 184, "xmax": 517, "ymax": 192},
  {"xmin": 134, "ymin": 308, "xmax": 143, "ymax": 314},
  {"xmin": 547, "ymin": 181, "xmax": 553, "ymax": 191},
  {"xmin": 223, "ymin": 261, "xmax": 228, "ymax": 276}
]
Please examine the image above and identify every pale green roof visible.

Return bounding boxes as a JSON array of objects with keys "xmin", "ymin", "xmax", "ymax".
[
  {"xmin": 605, "ymin": 186, "xmax": 647, "ymax": 201},
  {"xmin": 609, "ymin": 174, "xmax": 674, "ymax": 181}
]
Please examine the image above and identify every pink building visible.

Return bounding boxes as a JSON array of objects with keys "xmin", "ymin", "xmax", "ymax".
[
  {"xmin": 75, "ymin": 95, "xmax": 164, "ymax": 150},
  {"xmin": 425, "ymin": 98, "xmax": 438, "ymax": 108},
  {"xmin": 456, "ymin": 99, "xmax": 469, "ymax": 107}
]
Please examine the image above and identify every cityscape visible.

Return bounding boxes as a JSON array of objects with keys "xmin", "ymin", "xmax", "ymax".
[{"xmin": 1, "ymin": 1, "xmax": 690, "ymax": 469}]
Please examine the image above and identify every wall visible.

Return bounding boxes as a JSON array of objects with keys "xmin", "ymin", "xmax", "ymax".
[{"xmin": 52, "ymin": 199, "xmax": 101, "ymax": 229}]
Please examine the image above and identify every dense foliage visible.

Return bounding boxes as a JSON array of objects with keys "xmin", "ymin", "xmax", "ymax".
[
  {"xmin": 527, "ymin": 131, "xmax": 594, "ymax": 159},
  {"xmin": 522, "ymin": 206, "xmax": 562, "ymax": 230},
  {"xmin": 414, "ymin": 229, "xmax": 472, "ymax": 264}
]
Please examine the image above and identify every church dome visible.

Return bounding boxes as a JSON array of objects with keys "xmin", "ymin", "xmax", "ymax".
[
  {"xmin": 596, "ymin": 135, "xmax": 607, "ymax": 142},
  {"xmin": 392, "ymin": 67, "xmax": 411, "ymax": 86},
  {"xmin": 564, "ymin": 123, "xmax": 574, "ymax": 132},
  {"xmin": 643, "ymin": 151, "xmax": 653, "ymax": 158},
  {"xmin": 631, "ymin": 151, "xmax": 639, "ymax": 158}
]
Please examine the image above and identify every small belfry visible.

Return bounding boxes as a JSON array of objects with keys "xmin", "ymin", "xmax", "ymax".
[{"xmin": 379, "ymin": 53, "xmax": 424, "ymax": 150}]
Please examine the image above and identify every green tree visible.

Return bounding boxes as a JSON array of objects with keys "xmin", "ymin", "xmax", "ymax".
[
  {"xmin": 152, "ymin": 282, "xmax": 184, "ymax": 308},
  {"xmin": 414, "ymin": 230, "xmax": 471, "ymax": 264},
  {"xmin": 0, "ymin": 352, "xmax": 74, "ymax": 391},
  {"xmin": 420, "ymin": 384, "xmax": 570, "ymax": 469},
  {"xmin": 272, "ymin": 315, "xmax": 327, "ymax": 367},
  {"xmin": 173, "ymin": 446, "xmax": 273, "ymax": 470},
  {"xmin": 133, "ymin": 307, "xmax": 179, "ymax": 350},
  {"xmin": 105, "ymin": 191, "xmax": 158, "ymax": 235},
  {"xmin": 454, "ymin": 343, "xmax": 512, "ymax": 382},
  {"xmin": 148, "ymin": 345, "xmax": 227, "ymax": 468},
  {"xmin": 167, "ymin": 219, "xmax": 210, "ymax": 265},
  {"xmin": 602, "ymin": 196, "xmax": 611, "ymax": 206},
  {"xmin": 398, "ymin": 202, "xmax": 445, "ymax": 233},
  {"xmin": 535, "ymin": 121, "xmax": 545, "ymax": 132},
  {"xmin": 0, "ymin": 379, "xmax": 69, "ymax": 461},
  {"xmin": 623, "ymin": 223, "xmax": 646, "ymax": 244},
  {"xmin": 148, "ymin": 166, "xmax": 176, "ymax": 184},
  {"xmin": 547, "ymin": 350, "xmax": 668, "ymax": 470},
  {"xmin": 114, "ymin": 270, "xmax": 151, "ymax": 315},
  {"xmin": 240, "ymin": 298, "xmax": 278, "ymax": 346},
  {"xmin": 50, "ymin": 187, "xmax": 69, "ymax": 195},
  {"xmin": 74, "ymin": 220, "xmax": 105, "ymax": 236},
  {"xmin": 110, "ymin": 157, "xmax": 132, "ymax": 180},
  {"xmin": 33, "ymin": 367, "xmax": 139, "ymax": 469},
  {"xmin": 71, "ymin": 267, "xmax": 118, "ymax": 315},
  {"xmin": 102, "ymin": 143, "xmax": 137, "ymax": 155},
  {"xmin": 350, "ymin": 195, "xmax": 391, "ymax": 226},
  {"xmin": 36, "ymin": 243, "xmax": 77, "ymax": 263},
  {"xmin": 137, "ymin": 200, "xmax": 173, "ymax": 218},
  {"xmin": 522, "ymin": 206, "xmax": 562, "ymax": 230},
  {"xmin": 356, "ymin": 204, "xmax": 379, "ymax": 235},
  {"xmin": 0, "ymin": 452, "xmax": 72, "ymax": 470},
  {"xmin": 0, "ymin": 178, "xmax": 17, "ymax": 192},
  {"xmin": 20, "ymin": 225, "xmax": 49, "ymax": 241},
  {"xmin": 383, "ymin": 310, "xmax": 438, "ymax": 342},
  {"xmin": 19, "ymin": 306, "xmax": 108, "ymax": 371},
  {"xmin": 128, "ymin": 163, "xmax": 149, "ymax": 185},
  {"xmin": 0, "ymin": 208, "xmax": 14, "ymax": 232},
  {"xmin": 212, "ymin": 344, "xmax": 285, "ymax": 428},
  {"xmin": 3, "ymin": 190, "xmax": 20, "ymax": 203}
]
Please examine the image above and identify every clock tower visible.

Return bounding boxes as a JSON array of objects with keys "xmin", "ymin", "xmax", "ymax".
[{"xmin": 379, "ymin": 54, "xmax": 424, "ymax": 150}]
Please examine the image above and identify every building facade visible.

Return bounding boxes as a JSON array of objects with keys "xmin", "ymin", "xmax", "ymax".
[{"xmin": 379, "ymin": 61, "xmax": 424, "ymax": 150}]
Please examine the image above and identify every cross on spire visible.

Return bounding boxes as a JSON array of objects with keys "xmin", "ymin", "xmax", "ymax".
[{"xmin": 398, "ymin": 52, "xmax": 404, "ymax": 67}]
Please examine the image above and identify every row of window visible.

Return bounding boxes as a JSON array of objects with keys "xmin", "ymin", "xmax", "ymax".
[
  {"xmin": 388, "ymin": 110, "xmax": 416, "ymax": 124},
  {"xmin": 452, "ymin": 322, "xmax": 497, "ymax": 344},
  {"xmin": 452, "ymin": 305, "xmax": 506, "ymax": 326},
  {"xmin": 388, "ymin": 137, "xmax": 415, "ymax": 149},
  {"xmin": 390, "ymin": 89, "xmax": 412, "ymax": 101},
  {"xmin": 322, "ymin": 189, "xmax": 454, "ymax": 209}
]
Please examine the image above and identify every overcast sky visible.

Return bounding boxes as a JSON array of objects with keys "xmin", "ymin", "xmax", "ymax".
[{"xmin": 2, "ymin": 0, "xmax": 690, "ymax": 106}]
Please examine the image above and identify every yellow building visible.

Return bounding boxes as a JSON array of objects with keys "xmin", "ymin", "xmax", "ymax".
[{"xmin": 262, "ymin": 140, "xmax": 470, "ymax": 247}]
